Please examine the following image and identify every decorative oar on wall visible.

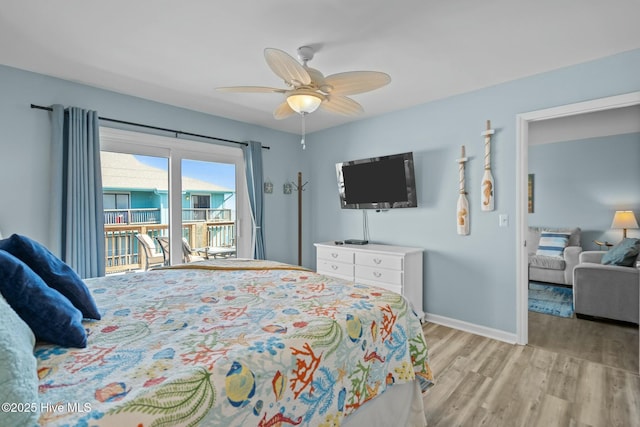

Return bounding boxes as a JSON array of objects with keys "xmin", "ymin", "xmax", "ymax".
[
  {"xmin": 456, "ymin": 145, "xmax": 470, "ymax": 235},
  {"xmin": 481, "ymin": 120, "xmax": 496, "ymax": 211}
]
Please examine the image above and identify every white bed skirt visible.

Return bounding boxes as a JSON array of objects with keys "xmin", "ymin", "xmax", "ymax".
[{"xmin": 342, "ymin": 380, "xmax": 427, "ymax": 427}]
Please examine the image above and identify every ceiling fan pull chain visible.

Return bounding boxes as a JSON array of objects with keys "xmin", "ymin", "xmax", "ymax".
[{"xmin": 301, "ymin": 112, "xmax": 306, "ymax": 150}]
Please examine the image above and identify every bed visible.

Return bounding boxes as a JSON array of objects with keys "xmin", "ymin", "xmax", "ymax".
[{"xmin": 3, "ymin": 253, "xmax": 433, "ymax": 426}]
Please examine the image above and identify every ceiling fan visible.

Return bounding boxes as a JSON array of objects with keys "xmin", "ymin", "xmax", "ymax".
[{"xmin": 217, "ymin": 46, "xmax": 391, "ymax": 120}]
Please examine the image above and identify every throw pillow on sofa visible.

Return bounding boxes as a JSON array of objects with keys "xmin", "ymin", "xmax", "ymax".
[
  {"xmin": 602, "ymin": 238, "xmax": 640, "ymax": 267},
  {"xmin": 536, "ymin": 231, "xmax": 571, "ymax": 258}
]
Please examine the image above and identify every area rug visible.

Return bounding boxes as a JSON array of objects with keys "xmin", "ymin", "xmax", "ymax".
[{"xmin": 528, "ymin": 282, "xmax": 574, "ymax": 318}]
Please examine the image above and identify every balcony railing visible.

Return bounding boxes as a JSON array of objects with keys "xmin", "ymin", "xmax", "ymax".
[
  {"xmin": 182, "ymin": 208, "xmax": 231, "ymax": 222},
  {"xmin": 105, "ymin": 221, "xmax": 235, "ymax": 274},
  {"xmin": 104, "ymin": 208, "xmax": 160, "ymax": 225},
  {"xmin": 104, "ymin": 208, "xmax": 231, "ymax": 225}
]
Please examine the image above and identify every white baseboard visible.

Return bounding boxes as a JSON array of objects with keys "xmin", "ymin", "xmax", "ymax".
[{"xmin": 424, "ymin": 312, "xmax": 518, "ymax": 345}]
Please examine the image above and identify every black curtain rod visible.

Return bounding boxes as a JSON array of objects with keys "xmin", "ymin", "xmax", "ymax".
[{"xmin": 30, "ymin": 104, "xmax": 270, "ymax": 150}]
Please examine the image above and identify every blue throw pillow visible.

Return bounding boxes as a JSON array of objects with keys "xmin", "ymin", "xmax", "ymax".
[
  {"xmin": 0, "ymin": 234, "xmax": 100, "ymax": 319},
  {"xmin": 0, "ymin": 250, "xmax": 87, "ymax": 348},
  {"xmin": 602, "ymin": 238, "xmax": 640, "ymax": 267}
]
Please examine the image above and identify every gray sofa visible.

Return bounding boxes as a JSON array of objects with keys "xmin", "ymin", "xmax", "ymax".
[
  {"xmin": 528, "ymin": 227, "xmax": 582, "ymax": 286},
  {"xmin": 573, "ymin": 251, "xmax": 639, "ymax": 324}
]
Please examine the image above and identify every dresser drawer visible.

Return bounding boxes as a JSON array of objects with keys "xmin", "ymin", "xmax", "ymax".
[
  {"xmin": 315, "ymin": 241, "xmax": 423, "ymax": 320},
  {"xmin": 355, "ymin": 265, "xmax": 402, "ymax": 286},
  {"xmin": 355, "ymin": 252, "xmax": 403, "ymax": 271},
  {"xmin": 317, "ymin": 260, "xmax": 354, "ymax": 280},
  {"xmin": 317, "ymin": 246, "xmax": 354, "ymax": 264}
]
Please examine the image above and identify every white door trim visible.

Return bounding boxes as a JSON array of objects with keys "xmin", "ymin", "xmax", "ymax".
[{"xmin": 516, "ymin": 91, "xmax": 640, "ymax": 345}]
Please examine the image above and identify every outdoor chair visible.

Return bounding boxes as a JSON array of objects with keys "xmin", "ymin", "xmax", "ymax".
[
  {"xmin": 181, "ymin": 237, "xmax": 206, "ymax": 263},
  {"xmin": 155, "ymin": 236, "xmax": 205, "ymax": 264},
  {"xmin": 135, "ymin": 233, "xmax": 165, "ymax": 271},
  {"xmin": 156, "ymin": 236, "xmax": 170, "ymax": 265}
]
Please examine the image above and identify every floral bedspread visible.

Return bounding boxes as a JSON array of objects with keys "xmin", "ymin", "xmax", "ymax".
[{"xmin": 36, "ymin": 259, "xmax": 432, "ymax": 426}]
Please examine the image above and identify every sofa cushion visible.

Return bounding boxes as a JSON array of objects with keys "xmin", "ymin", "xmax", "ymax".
[
  {"xmin": 529, "ymin": 254, "xmax": 566, "ymax": 270},
  {"xmin": 602, "ymin": 238, "xmax": 640, "ymax": 267},
  {"xmin": 536, "ymin": 231, "xmax": 571, "ymax": 258}
]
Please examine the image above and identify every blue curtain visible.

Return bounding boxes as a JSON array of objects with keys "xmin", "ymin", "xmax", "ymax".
[
  {"xmin": 50, "ymin": 105, "xmax": 105, "ymax": 278},
  {"xmin": 243, "ymin": 140, "xmax": 266, "ymax": 259}
]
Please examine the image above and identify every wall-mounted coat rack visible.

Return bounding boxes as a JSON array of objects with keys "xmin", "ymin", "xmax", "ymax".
[{"xmin": 291, "ymin": 172, "xmax": 308, "ymax": 266}]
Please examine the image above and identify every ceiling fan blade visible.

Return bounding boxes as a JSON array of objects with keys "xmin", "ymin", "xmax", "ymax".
[
  {"xmin": 324, "ymin": 71, "xmax": 391, "ymax": 95},
  {"xmin": 264, "ymin": 48, "xmax": 311, "ymax": 86},
  {"xmin": 273, "ymin": 101, "xmax": 297, "ymax": 120},
  {"xmin": 321, "ymin": 95, "xmax": 364, "ymax": 116},
  {"xmin": 217, "ymin": 86, "xmax": 285, "ymax": 93}
]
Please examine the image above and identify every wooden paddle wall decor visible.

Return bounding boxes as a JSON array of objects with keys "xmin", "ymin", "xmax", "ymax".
[
  {"xmin": 456, "ymin": 145, "xmax": 470, "ymax": 235},
  {"xmin": 481, "ymin": 120, "xmax": 495, "ymax": 211}
]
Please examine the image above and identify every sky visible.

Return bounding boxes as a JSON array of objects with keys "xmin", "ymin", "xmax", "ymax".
[{"xmin": 136, "ymin": 155, "xmax": 236, "ymax": 190}]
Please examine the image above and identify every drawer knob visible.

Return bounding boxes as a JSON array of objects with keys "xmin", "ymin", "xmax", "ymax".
[
  {"xmin": 373, "ymin": 271, "xmax": 382, "ymax": 278},
  {"xmin": 373, "ymin": 258, "xmax": 382, "ymax": 264},
  {"xmin": 331, "ymin": 253, "xmax": 339, "ymax": 258},
  {"xmin": 331, "ymin": 264, "xmax": 339, "ymax": 270}
]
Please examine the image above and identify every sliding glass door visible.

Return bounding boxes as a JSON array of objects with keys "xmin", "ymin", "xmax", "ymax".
[
  {"xmin": 100, "ymin": 128, "xmax": 249, "ymax": 273},
  {"xmin": 101, "ymin": 152, "xmax": 169, "ymax": 273},
  {"xmin": 181, "ymin": 158, "xmax": 237, "ymax": 260}
]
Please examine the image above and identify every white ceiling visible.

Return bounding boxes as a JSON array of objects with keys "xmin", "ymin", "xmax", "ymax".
[{"xmin": 1, "ymin": 0, "xmax": 639, "ymax": 135}]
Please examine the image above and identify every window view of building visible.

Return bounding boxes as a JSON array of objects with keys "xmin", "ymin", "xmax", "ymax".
[{"xmin": 101, "ymin": 152, "xmax": 236, "ymax": 273}]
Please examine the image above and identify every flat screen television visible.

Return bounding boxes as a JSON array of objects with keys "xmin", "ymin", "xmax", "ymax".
[{"xmin": 336, "ymin": 152, "xmax": 417, "ymax": 209}]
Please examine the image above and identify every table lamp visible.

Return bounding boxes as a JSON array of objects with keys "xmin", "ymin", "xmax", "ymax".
[{"xmin": 611, "ymin": 210, "xmax": 639, "ymax": 238}]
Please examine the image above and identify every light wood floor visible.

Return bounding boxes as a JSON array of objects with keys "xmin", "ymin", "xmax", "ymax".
[
  {"xmin": 529, "ymin": 311, "xmax": 638, "ymax": 374},
  {"xmin": 421, "ymin": 322, "xmax": 640, "ymax": 427}
]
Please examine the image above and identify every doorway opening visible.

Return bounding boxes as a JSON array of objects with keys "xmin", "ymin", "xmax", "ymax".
[{"xmin": 516, "ymin": 91, "xmax": 640, "ymax": 372}]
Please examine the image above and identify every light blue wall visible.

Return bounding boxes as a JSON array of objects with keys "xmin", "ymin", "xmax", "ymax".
[
  {"xmin": 529, "ymin": 133, "xmax": 640, "ymax": 249},
  {"xmin": 2, "ymin": 49, "xmax": 639, "ymax": 336},
  {"xmin": 0, "ymin": 64, "xmax": 303, "ymax": 265},
  {"xmin": 306, "ymin": 49, "xmax": 640, "ymax": 334}
]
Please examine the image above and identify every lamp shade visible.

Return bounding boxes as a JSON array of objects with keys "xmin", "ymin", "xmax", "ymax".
[
  {"xmin": 286, "ymin": 91, "xmax": 323, "ymax": 114},
  {"xmin": 611, "ymin": 210, "xmax": 639, "ymax": 230}
]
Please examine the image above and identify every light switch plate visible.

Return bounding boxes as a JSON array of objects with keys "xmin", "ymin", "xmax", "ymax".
[{"xmin": 499, "ymin": 214, "xmax": 509, "ymax": 227}]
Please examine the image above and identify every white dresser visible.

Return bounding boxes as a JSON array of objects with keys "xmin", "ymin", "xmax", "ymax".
[{"xmin": 314, "ymin": 242, "xmax": 424, "ymax": 320}]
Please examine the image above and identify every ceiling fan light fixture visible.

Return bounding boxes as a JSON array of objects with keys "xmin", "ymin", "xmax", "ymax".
[
  {"xmin": 287, "ymin": 91, "xmax": 323, "ymax": 114},
  {"xmin": 219, "ymin": 46, "xmax": 389, "ymax": 122}
]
